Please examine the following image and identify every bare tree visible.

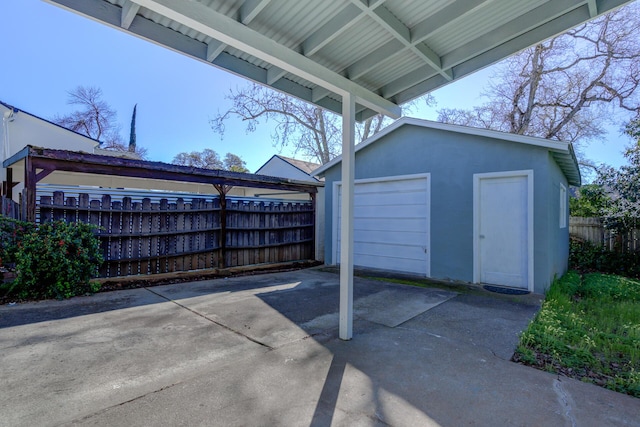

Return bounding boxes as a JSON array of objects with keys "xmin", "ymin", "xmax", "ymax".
[
  {"xmin": 53, "ymin": 86, "xmax": 147, "ymax": 158},
  {"xmin": 211, "ymin": 83, "xmax": 433, "ymax": 164},
  {"xmin": 438, "ymin": 3, "xmax": 640, "ymax": 153}
]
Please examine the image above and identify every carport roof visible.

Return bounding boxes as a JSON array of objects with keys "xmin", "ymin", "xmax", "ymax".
[
  {"xmin": 46, "ymin": 0, "xmax": 633, "ymax": 121},
  {"xmin": 313, "ymin": 117, "xmax": 582, "ymax": 186}
]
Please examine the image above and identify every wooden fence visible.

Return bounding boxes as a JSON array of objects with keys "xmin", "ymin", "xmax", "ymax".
[
  {"xmin": 38, "ymin": 191, "xmax": 315, "ymax": 278},
  {"xmin": 569, "ymin": 217, "xmax": 639, "ymax": 253},
  {"xmin": 1, "ymin": 197, "xmax": 21, "ymax": 220}
]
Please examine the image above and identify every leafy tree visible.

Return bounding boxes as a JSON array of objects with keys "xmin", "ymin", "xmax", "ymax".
[
  {"xmin": 569, "ymin": 184, "xmax": 610, "ymax": 217},
  {"xmin": 597, "ymin": 118, "xmax": 640, "ymax": 233},
  {"xmin": 211, "ymin": 83, "xmax": 434, "ymax": 164},
  {"xmin": 437, "ymin": 4, "xmax": 640, "ymax": 161},
  {"xmin": 223, "ymin": 152, "xmax": 249, "ymax": 173},
  {"xmin": 53, "ymin": 86, "xmax": 147, "ymax": 158},
  {"xmin": 172, "ymin": 148, "xmax": 248, "ymax": 172},
  {"xmin": 172, "ymin": 148, "xmax": 223, "ymax": 169}
]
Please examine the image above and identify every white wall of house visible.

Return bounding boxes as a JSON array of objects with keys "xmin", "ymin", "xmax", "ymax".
[
  {"xmin": 2, "ymin": 103, "xmax": 99, "ymax": 186},
  {"xmin": 2, "ymin": 104, "xmax": 98, "ymax": 160},
  {"xmin": 256, "ymin": 156, "xmax": 318, "ymax": 182}
]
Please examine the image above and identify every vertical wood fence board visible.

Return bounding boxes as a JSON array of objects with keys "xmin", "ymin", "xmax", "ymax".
[
  {"xmin": 35, "ymin": 191, "xmax": 314, "ymax": 278},
  {"xmin": 570, "ymin": 217, "xmax": 639, "ymax": 253}
]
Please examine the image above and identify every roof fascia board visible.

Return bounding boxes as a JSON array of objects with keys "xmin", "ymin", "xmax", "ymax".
[
  {"xmin": 313, "ymin": 118, "xmax": 580, "ymax": 182},
  {"xmin": 3, "ymin": 146, "xmax": 30, "ymax": 168},
  {"xmin": 127, "ymin": 0, "xmax": 401, "ymax": 118}
]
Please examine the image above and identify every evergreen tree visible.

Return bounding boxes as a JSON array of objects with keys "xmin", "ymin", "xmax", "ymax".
[{"xmin": 129, "ymin": 104, "xmax": 137, "ymax": 152}]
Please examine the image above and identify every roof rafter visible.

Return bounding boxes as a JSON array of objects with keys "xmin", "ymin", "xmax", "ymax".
[
  {"xmin": 240, "ymin": 0, "xmax": 271, "ymax": 25},
  {"xmin": 120, "ymin": 0, "xmax": 140, "ymax": 29},
  {"xmin": 131, "ymin": 0, "xmax": 401, "ymax": 118},
  {"xmin": 302, "ymin": 4, "xmax": 363, "ymax": 57},
  {"xmin": 344, "ymin": 0, "xmax": 491, "ymax": 84},
  {"xmin": 349, "ymin": 0, "xmax": 452, "ymax": 82},
  {"xmin": 391, "ymin": 0, "xmax": 598, "ymax": 105},
  {"xmin": 206, "ymin": 0, "xmax": 271, "ymax": 63}
]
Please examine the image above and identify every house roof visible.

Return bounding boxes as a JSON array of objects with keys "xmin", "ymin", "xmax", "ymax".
[
  {"xmin": 0, "ymin": 100, "xmax": 101, "ymax": 147},
  {"xmin": 46, "ymin": 0, "xmax": 632, "ymax": 122},
  {"xmin": 313, "ymin": 117, "xmax": 581, "ymax": 186},
  {"xmin": 275, "ymin": 155, "xmax": 321, "ymax": 176},
  {"xmin": 256, "ymin": 154, "xmax": 320, "ymax": 176}
]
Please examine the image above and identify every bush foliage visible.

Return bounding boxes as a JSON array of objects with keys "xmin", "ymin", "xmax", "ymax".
[
  {"xmin": 569, "ymin": 238, "xmax": 640, "ymax": 280},
  {"xmin": 1, "ymin": 218, "xmax": 103, "ymax": 300}
]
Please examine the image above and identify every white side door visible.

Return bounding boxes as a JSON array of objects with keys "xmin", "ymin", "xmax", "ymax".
[{"xmin": 474, "ymin": 171, "xmax": 533, "ymax": 290}]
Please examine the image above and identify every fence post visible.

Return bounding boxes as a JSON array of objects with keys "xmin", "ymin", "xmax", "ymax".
[{"xmin": 214, "ymin": 185, "xmax": 228, "ymax": 269}]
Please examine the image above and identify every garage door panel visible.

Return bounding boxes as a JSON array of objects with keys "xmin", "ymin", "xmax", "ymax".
[
  {"xmin": 349, "ymin": 253, "xmax": 427, "ymax": 275},
  {"xmin": 348, "ymin": 218, "xmax": 428, "ymax": 233},
  {"xmin": 335, "ymin": 175, "xmax": 430, "ymax": 277},
  {"xmin": 354, "ymin": 229, "xmax": 427, "ymax": 246},
  {"xmin": 353, "ymin": 190, "xmax": 427, "ymax": 206},
  {"xmin": 352, "ymin": 179, "xmax": 424, "ymax": 194},
  {"xmin": 353, "ymin": 204, "xmax": 427, "ymax": 218}
]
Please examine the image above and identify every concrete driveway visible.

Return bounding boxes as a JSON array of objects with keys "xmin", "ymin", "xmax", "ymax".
[{"xmin": 1, "ymin": 268, "xmax": 638, "ymax": 426}]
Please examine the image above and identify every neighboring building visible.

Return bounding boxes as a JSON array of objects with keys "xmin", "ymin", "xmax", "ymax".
[
  {"xmin": 255, "ymin": 154, "xmax": 321, "ymax": 182},
  {"xmin": 1, "ymin": 100, "xmax": 139, "ymax": 199},
  {"xmin": 314, "ymin": 117, "xmax": 581, "ymax": 294}
]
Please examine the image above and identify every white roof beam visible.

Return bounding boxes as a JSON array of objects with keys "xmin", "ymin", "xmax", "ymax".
[
  {"xmin": 302, "ymin": 4, "xmax": 363, "ymax": 57},
  {"xmin": 312, "ymin": 87, "xmax": 332, "ymax": 103},
  {"xmin": 132, "ymin": 0, "xmax": 400, "ymax": 118},
  {"xmin": 266, "ymin": 66, "xmax": 287, "ymax": 85},
  {"xmin": 120, "ymin": 0, "xmax": 140, "ymax": 29},
  {"xmin": 442, "ymin": 0, "xmax": 589, "ymax": 69},
  {"xmin": 206, "ymin": 40, "xmax": 226, "ymax": 62},
  {"xmin": 411, "ymin": 0, "xmax": 493, "ymax": 42},
  {"xmin": 240, "ymin": 0, "xmax": 271, "ymax": 25},
  {"xmin": 346, "ymin": 40, "xmax": 403, "ymax": 80},
  {"xmin": 346, "ymin": 0, "xmax": 489, "ymax": 81},
  {"xmin": 381, "ymin": 65, "xmax": 436, "ymax": 98},
  {"xmin": 392, "ymin": 0, "xmax": 600, "ymax": 105},
  {"xmin": 350, "ymin": 1, "xmax": 452, "ymax": 82},
  {"xmin": 587, "ymin": 0, "xmax": 598, "ymax": 17}
]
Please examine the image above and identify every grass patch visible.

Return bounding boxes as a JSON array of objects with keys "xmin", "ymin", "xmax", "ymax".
[{"xmin": 513, "ymin": 271, "xmax": 640, "ymax": 397}]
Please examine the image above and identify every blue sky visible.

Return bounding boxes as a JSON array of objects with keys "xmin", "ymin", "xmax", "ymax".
[{"xmin": 0, "ymin": 0, "xmax": 631, "ymax": 175}]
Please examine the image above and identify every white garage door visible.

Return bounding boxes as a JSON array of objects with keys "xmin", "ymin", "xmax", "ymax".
[{"xmin": 334, "ymin": 174, "xmax": 430, "ymax": 276}]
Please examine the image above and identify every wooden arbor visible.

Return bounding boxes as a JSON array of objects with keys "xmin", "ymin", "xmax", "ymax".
[{"xmin": 3, "ymin": 145, "xmax": 320, "ymax": 223}]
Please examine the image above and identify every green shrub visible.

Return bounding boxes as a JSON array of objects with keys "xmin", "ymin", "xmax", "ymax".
[
  {"xmin": 12, "ymin": 221, "xmax": 103, "ymax": 299},
  {"xmin": 0, "ymin": 216, "xmax": 34, "ymax": 266},
  {"xmin": 569, "ymin": 238, "xmax": 640, "ymax": 279}
]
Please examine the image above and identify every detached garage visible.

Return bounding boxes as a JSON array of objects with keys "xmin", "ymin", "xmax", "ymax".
[{"xmin": 315, "ymin": 118, "xmax": 581, "ymax": 295}]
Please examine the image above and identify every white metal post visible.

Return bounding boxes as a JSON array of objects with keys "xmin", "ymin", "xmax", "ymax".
[{"xmin": 339, "ymin": 92, "xmax": 355, "ymax": 340}]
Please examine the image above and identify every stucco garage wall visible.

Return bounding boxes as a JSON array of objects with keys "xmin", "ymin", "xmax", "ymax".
[{"xmin": 322, "ymin": 124, "xmax": 567, "ymax": 294}]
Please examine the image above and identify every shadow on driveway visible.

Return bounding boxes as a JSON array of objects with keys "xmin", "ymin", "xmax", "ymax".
[{"xmin": 1, "ymin": 267, "xmax": 638, "ymax": 426}]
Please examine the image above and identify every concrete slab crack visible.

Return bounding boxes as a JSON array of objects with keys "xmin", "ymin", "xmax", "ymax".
[
  {"xmin": 143, "ymin": 287, "xmax": 274, "ymax": 350},
  {"xmin": 553, "ymin": 378, "xmax": 577, "ymax": 427},
  {"xmin": 65, "ymin": 382, "xmax": 183, "ymax": 426}
]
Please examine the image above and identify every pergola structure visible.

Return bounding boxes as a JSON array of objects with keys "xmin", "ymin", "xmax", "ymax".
[
  {"xmin": 4, "ymin": 146, "xmax": 320, "ymax": 222},
  {"xmin": 46, "ymin": 0, "xmax": 634, "ymax": 339}
]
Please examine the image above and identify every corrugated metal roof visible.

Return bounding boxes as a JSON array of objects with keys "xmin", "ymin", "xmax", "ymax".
[{"xmin": 47, "ymin": 0, "xmax": 634, "ymax": 121}]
